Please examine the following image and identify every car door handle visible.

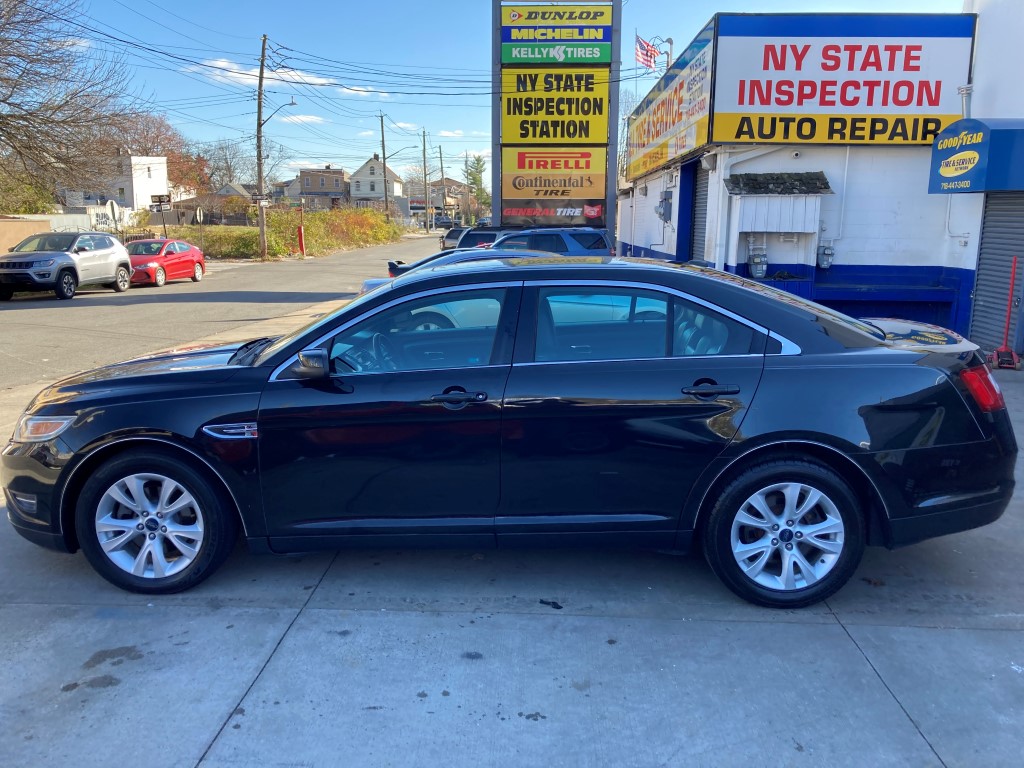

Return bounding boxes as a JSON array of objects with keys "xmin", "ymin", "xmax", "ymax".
[
  {"xmin": 430, "ymin": 391, "xmax": 488, "ymax": 404},
  {"xmin": 682, "ymin": 384, "xmax": 741, "ymax": 398}
]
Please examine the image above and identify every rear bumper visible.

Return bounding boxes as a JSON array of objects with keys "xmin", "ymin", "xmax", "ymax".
[{"xmin": 887, "ymin": 490, "xmax": 1013, "ymax": 547}]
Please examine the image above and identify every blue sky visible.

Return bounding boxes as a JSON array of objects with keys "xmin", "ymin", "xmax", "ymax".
[{"xmin": 85, "ymin": 0, "xmax": 964, "ymax": 183}]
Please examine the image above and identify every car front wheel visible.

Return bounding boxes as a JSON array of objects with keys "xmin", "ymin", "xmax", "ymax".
[
  {"xmin": 703, "ymin": 459, "xmax": 865, "ymax": 608},
  {"xmin": 75, "ymin": 451, "xmax": 238, "ymax": 593},
  {"xmin": 54, "ymin": 270, "xmax": 77, "ymax": 300},
  {"xmin": 154, "ymin": 267, "xmax": 166, "ymax": 287},
  {"xmin": 0, "ymin": 286, "xmax": 13, "ymax": 301},
  {"xmin": 192, "ymin": 263, "xmax": 204, "ymax": 282},
  {"xmin": 113, "ymin": 266, "xmax": 131, "ymax": 292}
]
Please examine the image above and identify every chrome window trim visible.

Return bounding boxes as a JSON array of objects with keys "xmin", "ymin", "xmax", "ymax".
[
  {"xmin": 524, "ymin": 278, "xmax": 802, "ymax": 358},
  {"xmin": 768, "ymin": 331, "xmax": 802, "ymax": 356},
  {"xmin": 269, "ymin": 281, "xmax": 522, "ymax": 382},
  {"xmin": 514, "ymin": 354, "xmax": 765, "ymax": 368}
]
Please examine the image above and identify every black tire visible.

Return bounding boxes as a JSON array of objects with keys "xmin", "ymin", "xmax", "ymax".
[
  {"xmin": 191, "ymin": 262, "xmax": 204, "ymax": 282},
  {"xmin": 702, "ymin": 459, "xmax": 865, "ymax": 609},
  {"xmin": 75, "ymin": 450, "xmax": 238, "ymax": 594},
  {"xmin": 112, "ymin": 265, "xmax": 130, "ymax": 292},
  {"xmin": 405, "ymin": 311, "xmax": 454, "ymax": 331},
  {"xmin": 0, "ymin": 286, "xmax": 13, "ymax": 301},
  {"xmin": 54, "ymin": 270, "xmax": 77, "ymax": 300},
  {"xmin": 154, "ymin": 267, "xmax": 166, "ymax": 287}
]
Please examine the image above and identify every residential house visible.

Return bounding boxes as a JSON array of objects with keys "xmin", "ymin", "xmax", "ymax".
[
  {"xmin": 291, "ymin": 165, "xmax": 350, "ymax": 209},
  {"xmin": 349, "ymin": 154, "xmax": 403, "ymax": 210},
  {"xmin": 63, "ymin": 155, "xmax": 170, "ymax": 213}
]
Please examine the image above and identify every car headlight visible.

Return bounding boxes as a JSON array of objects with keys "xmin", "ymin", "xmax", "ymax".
[
  {"xmin": 13, "ymin": 415, "xmax": 74, "ymax": 443},
  {"xmin": 143, "ymin": 262, "xmax": 160, "ymax": 268},
  {"xmin": 32, "ymin": 259, "xmax": 55, "ymax": 268}
]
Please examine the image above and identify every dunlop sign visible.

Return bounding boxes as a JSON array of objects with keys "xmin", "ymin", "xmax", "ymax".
[
  {"xmin": 502, "ymin": 67, "xmax": 609, "ymax": 143},
  {"xmin": 501, "ymin": 4, "xmax": 612, "ymax": 64},
  {"xmin": 501, "ymin": 146, "xmax": 607, "ymax": 198}
]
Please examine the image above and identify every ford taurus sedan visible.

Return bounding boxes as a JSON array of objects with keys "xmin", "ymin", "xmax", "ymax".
[{"xmin": 2, "ymin": 257, "xmax": 1016, "ymax": 607}]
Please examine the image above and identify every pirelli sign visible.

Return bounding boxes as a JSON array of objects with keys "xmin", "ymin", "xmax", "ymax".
[
  {"xmin": 497, "ymin": 2, "xmax": 616, "ymax": 228},
  {"xmin": 501, "ymin": 147, "xmax": 607, "ymax": 198}
]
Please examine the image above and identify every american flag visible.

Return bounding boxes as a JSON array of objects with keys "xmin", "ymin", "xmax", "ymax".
[{"xmin": 635, "ymin": 35, "xmax": 659, "ymax": 69}]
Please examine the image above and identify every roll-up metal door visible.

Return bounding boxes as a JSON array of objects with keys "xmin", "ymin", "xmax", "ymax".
[
  {"xmin": 690, "ymin": 166, "xmax": 710, "ymax": 261},
  {"xmin": 969, "ymin": 193, "xmax": 1024, "ymax": 352}
]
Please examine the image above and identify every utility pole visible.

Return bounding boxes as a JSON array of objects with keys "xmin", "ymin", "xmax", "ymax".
[
  {"xmin": 256, "ymin": 34, "xmax": 268, "ymax": 260},
  {"xmin": 380, "ymin": 113, "xmax": 390, "ymax": 221},
  {"xmin": 463, "ymin": 152, "xmax": 469, "ymax": 224},
  {"xmin": 422, "ymin": 129, "xmax": 430, "ymax": 233},
  {"xmin": 438, "ymin": 145, "xmax": 446, "ymax": 224}
]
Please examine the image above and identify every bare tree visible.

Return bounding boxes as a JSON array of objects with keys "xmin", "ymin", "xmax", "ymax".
[
  {"xmin": 206, "ymin": 140, "xmax": 249, "ymax": 191},
  {"xmin": 117, "ymin": 113, "xmax": 210, "ymax": 193},
  {"xmin": 0, "ymin": 0, "xmax": 136, "ymax": 192}
]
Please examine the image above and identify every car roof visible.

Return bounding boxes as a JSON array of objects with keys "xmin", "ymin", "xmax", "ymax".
[{"xmin": 130, "ymin": 239, "xmax": 173, "ymax": 243}]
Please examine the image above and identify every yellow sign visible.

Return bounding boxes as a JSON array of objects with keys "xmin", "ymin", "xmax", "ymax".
[
  {"xmin": 939, "ymin": 150, "xmax": 980, "ymax": 177},
  {"xmin": 501, "ymin": 5, "xmax": 611, "ymax": 26},
  {"xmin": 501, "ymin": 67, "xmax": 609, "ymax": 144},
  {"xmin": 713, "ymin": 113, "xmax": 960, "ymax": 144},
  {"xmin": 501, "ymin": 147, "xmax": 606, "ymax": 199}
]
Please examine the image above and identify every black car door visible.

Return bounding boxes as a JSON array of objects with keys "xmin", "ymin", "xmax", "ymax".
[
  {"xmin": 257, "ymin": 284, "xmax": 522, "ymax": 547},
  {"xmin": 497, "ymin": 281, "xmax": 766, "ymax": 544}
]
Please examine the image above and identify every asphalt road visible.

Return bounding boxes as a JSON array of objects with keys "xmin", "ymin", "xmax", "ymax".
[
  {"xmin": 0, "ymin": 235, "xmax": 438, "ymax": 391},
  {"xmin": 2, "ymin": 237, "xmax": 1023, "ymax": 766}
]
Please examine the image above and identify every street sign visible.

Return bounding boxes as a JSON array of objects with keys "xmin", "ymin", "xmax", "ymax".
[
  {"xmin": 195, "ymin": 207, "xmax": 204, "ymax": 224},
  {"xmin": 251, "ymin": 193, "xmax": 269, "ymax": 202},
  {"xmin": 151, "ymin": 194, "xmax": 171, "ymax": 204},
  {"xmin": 258, "ymin": 199, "xmax": 270, "ymax": 207},
  {"xmin": 107, "ymin": 199, "xmax": 120, "ymax": 223},
  {"xmin": 148, "ymin": 203, "xmax": 171, "ymax": 212}
]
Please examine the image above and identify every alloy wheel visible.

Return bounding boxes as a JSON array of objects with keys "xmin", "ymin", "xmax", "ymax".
[{"xmin": 94, "ymin": 472, "xmax": 205, "ymax": 579}]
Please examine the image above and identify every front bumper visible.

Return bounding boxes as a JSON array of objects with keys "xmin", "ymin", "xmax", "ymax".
[
  {"xmin": 2, "ymin": 439, "xmax": 73, "ymax": 553},
  {"xmin": 0, "ymin": 269, "xmax": 57, "ymax": 289},
  {"xmin": 130, "ymin": 267, "xmax": 157, "ymax": 284}
]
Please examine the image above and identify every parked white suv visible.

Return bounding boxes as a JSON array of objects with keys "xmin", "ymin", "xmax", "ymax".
[{"xmin": 0, "ymin": 232, "xmax": 133, "ymax": 300}]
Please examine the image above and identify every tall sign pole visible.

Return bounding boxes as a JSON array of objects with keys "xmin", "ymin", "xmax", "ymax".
[
  {"xmin": 607, "ymin": 1, "xmax": 622, "ymax": 241},
  {"xmin": 422, "ymin": 129, "xmax": 431, "ymax": 233},
  {"xmin": 491, "ymin": 0, "xmax": 502, "ymax": 224},
  {"xmin": 256, "ymin": 34, "xmax": 268, "ymax": 260}
]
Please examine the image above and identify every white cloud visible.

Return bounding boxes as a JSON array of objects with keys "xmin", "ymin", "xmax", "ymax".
[
  {"xmin": 191, "ymin": 59, "xmax": 348, "ymax": 92},
  {"xmin": 394, "ymin": 121, "xmax": 417, "ymax": 130},
  {"xmin": 280, "ymin": 115, "xmax": 326, "ymax": 124},
  {"xmin": 357, "ymin": 130, "xmax": 375, "ymax": 137},
  {"xmin": 438, "ymin": 129, "xmax": 464, "ymax": 138},
  {"xmin": 339, "ymin": 85, "xmax": 390, "ymax": 99}
]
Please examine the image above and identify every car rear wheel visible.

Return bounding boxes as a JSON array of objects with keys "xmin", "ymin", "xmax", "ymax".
[
  {"xmin": 191, "ymin": 263, "xmax": 204, "ymax": 282},
  {"xmin": 113, "ymin": 266, "xmax": 130, "ymax": 292},
  {"xmin": 75, "ymin": 451, "xmax": 238, "ymax": 594},
  {"xmin": 54, "ymin": 270, "xmax": 77, "ymax": 300},
  {"xmin": 703, "ymin": 460, "xmax": 865, "ymax": 608},
  {"xmin": 154, "ymin": 267, "xmax": 166, "ymax": 287},
  {"xmin": 0, "ymin": 286, "xmax": 12, "ymax": 301}
]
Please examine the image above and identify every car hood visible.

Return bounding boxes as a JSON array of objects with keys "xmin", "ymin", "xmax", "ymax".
[
  {"xmin": 29, "ymin": 341, "xmax": 249, "ymax": 408},
  {"xmin": 864, "ymin": 318, "xmax": 979, "ymax": 354},
  {"xmin": 0, "ymin": 250, "xmax": 70, "ymax": 262},
  {"xmin": 129, "ymin": 254, "xmax": 166, "ymax": 266}
]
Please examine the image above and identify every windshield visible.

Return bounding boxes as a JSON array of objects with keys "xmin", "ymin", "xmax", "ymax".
[
  {"xmin": 253, "ymin": 286, "xmax": 388, "ymax": 366},
  {"xmin": 13, "ymin": 234, "xmax": 76, "ymax": 253},
  {"xmin": 128, "ymin": 241, "xmax": 165, "ymax": 256},
  {"xmin": 458, "ymin": 232, "xmax": 496, "ymax": 248}
]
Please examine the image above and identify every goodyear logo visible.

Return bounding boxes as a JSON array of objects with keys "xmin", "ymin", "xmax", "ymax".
[
  {"xmin": 939, "ymin": 150, "xmax": 980, "ymax": 178},
  {"xmin": 936, "ymin": 130, "xmax": 985, "ymax": 151}
]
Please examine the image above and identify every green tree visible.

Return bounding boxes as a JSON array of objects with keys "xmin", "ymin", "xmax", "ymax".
[
  {"xmin": 0, "ymin": 163, "xmax": 57, "ymax": 213},
  {"xmin": 463, "ymin": 155, "xmax": 491, "ymax": 209}
]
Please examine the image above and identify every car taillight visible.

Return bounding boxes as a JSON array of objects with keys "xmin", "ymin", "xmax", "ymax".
[{"xmin": 959, "ymin": 365, "xmax": 1005, "ymax": 412}]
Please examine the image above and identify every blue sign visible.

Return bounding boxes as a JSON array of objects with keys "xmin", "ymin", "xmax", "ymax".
[{"xmin": 929, "ymin": 118, "xmax": 1024, "ymax": 194}]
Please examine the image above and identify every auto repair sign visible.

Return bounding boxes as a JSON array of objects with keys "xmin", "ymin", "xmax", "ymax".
[
  {"xmin": 501, "ymin": 4, "xmax": 612, "ymax": 64},
  {"xmin": 502, "ymin": 67, "xmax": 610, "ymax": 144},
  {"xmin": 711, "ymin": 14, "xmax": 975, "ymax": 145}
]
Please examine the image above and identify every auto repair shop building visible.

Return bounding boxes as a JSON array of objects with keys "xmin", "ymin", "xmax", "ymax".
[{"xmin": 619, "ymin": 2, "xmax": 1024, "ymax": 343}]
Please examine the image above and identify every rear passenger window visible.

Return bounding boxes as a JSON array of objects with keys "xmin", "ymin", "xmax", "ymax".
[
  {"xmin": 530, "ymin": 234, "xmax": 569, "ymax": 253},
  {"xmin": 569, "ymin": 232, "xmax": 609, "ymax": 251},
  {"xmin": 672, "ymin": 300, "xmax": 756, "ymax": 357},
  {"xmin": 499, "ymin": 236, "xmax": 531, "ymax": 250},
  {"xmin": 535, "ymin": 287, "xmax": 669, "ymax": 362}
]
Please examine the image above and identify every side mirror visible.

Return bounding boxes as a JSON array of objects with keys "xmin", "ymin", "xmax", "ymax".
[
  {"xmin": 7, "ymin": 247, "xmax": 14, "ymax": 252},
  {"xmin": 296, "ymin": 348, "xmax": 329, "ymax": 380}
]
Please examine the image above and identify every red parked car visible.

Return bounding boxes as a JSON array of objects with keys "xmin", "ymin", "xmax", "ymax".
[{"xmin": 127, "ymin": 239, "xmax": 205, "ymax": 287}]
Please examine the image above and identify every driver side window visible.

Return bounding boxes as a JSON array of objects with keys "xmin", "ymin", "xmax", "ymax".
[{"xmin": 328, "ymin": 288, "xmax": 507, "ymax": 374}]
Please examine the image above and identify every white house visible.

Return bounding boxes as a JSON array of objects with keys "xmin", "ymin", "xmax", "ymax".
[
  {"xmin": 64, "ymin": 155, "xmax": 170, "ymax": 213},
  {"xmin": 350, "ymin": 154, "xmax": 403, "ymax": 205}
]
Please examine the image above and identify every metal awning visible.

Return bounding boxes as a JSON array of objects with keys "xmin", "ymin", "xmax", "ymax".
[{"xmin": 929, "ymin": 118, "xmax": 1024, "ymax": 194}]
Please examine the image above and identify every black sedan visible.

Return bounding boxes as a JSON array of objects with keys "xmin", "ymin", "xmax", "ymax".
[{"xmin": 2, "ymin": 257, "xmax": 1016, "ymax": 607}]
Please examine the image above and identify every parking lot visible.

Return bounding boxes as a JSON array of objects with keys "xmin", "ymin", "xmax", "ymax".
[{"xmin": 2, "ymin": 237, "xmax": 1023, "ymax": 767}]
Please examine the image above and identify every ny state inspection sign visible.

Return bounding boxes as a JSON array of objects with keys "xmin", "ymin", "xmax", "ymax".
[{"xmin": 501, "ymin": 67, "xmax": 610, "ymax": 143}]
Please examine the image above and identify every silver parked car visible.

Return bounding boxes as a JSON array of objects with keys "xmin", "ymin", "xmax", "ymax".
[{"xmin": 0, "ymin": 231, "xmax": 133, "ymax": 300}]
